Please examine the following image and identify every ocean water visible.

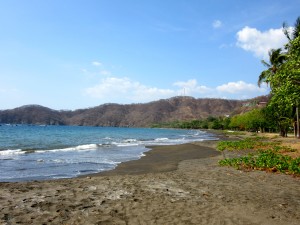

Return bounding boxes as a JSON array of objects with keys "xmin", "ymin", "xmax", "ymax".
[{"xmin": 0, "ymin": 124, "xmax": 218, "ymax": 182}]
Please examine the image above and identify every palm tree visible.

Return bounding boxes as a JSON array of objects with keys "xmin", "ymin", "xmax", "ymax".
[
  {"xmin": 282, "ymin": 16, "xmax": 300, "ymax": 86},
  {"xmin": 282, "ymin": 16, "xmax": 300, "ymax": 138},
  {"xmin": 283, "ymin": 16, "xmax": 300, "ymax": 41},
  {"xmin": 260, "ymin": 17, "xmax": 300, "ymax": 88},
  {"xmin": 257, "ymin": 48, "xmax": 286, "ymax": 87}
]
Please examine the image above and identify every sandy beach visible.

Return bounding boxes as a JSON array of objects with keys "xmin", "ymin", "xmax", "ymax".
[{"xmin": 0, "ymin": 138, "xmax": 299, "ymax": 225}]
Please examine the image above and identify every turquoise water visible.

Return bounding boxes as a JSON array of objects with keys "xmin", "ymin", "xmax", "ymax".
[{"xmin": 0, "ymin": 124, "xmax": 217, "ymax": 182}]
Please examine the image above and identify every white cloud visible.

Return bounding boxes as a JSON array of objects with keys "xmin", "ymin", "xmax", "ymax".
[
  {"xmin": 92, "ymin": 61, "xmax": 102, "ymax": 66},
  {"xmin": 213, "ymin": 20, "xmax": 222, "ymax": 29},
  {"xmin": 173, "ymin": 79, "xmax": 212, "ymax": 95},
  {"xmin": 236, "ymin": 26, "xmax": 289, "ymax": 59},
  {"xmin": 84, "ymin": 77, "xmax": 175, "ymax": 103},
  {"xmin": 84, "ymin": 77, "xmax": 269, "ymax": 103},
  {"xmin": 216, "ymin": 81, "xmax": 266, "ymax": 94}
]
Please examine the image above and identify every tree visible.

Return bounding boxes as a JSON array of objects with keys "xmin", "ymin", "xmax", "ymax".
[
  {"xmin": 258, "ymin": 48, "xmax": 286, "ymax": 87},
  {"xmin": 268, "ymin": 36, "xmax": 300, "ymax": 137},
  {"xmin": 283, "ymin": 16, "xmax": 300, "ymax": 41},
  {"xmin": 245, "ymin": 109, "xmax": 267, "ymax": 132},
  {"xmin": 258, "ymin": 16, "xmax": 300, "ymax": 137},
  {"xmin": 228, "ymin": 109, "xmax": 268, "ymax": 132}
]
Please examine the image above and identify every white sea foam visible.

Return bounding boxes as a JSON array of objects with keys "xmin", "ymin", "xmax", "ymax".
[
  {"xmin": 116, "ymin": 143, "xmax": 139, "ymax": 147},
  {"xmin": 114, "ymin": 139, "xmax": 140, "ymax": 147},
  {"xmin": 0, "ymin": 149, "xmax": 24, "ymax": 156},
  {"xmin": 102, "ymin": 159, "xmax": 120, "ymax": 165},
  {"xmin": 103, "ymin": 137, "xmax": 112, "ymax": 140},
  {"xmin": 0, "ymin": 126, "xmax": 218, "ymax": 182},
  {"xmin": 36, "ymin": 144, "xmax": 100, "ymax": 153},
  {"xmin": 51, "ymin": 159, "xmax": 65, "ymax": 163},
  {"xmin": 155, "ymin": 137, "xmax": 169, "ymax": 141},
  {"xmin": 108, "ymin": 140, "xmax": 139, "ymax": 147},
  {"xmin": 151, "ymin": 137, "xmax": 186, "ymax": 145},
  {"xmin": 123, "ymin": 139, "xmax": 138, "ymax": 143},
  {"xmin": 74, "ymin": 144, "xmax": 99, "ymax": 150}
]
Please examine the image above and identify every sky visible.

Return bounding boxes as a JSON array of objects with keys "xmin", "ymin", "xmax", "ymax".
[{"xmin": 0, "ymin": 0, "xmax": 299, "ymax": 110}]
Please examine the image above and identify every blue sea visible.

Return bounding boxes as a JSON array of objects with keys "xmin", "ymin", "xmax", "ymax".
[{"xmin": 0, "ymin": 124, "xmax": 217, "ymax": 182}]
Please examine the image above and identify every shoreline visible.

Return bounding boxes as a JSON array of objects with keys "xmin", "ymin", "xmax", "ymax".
[
  {"xmin": 1, "ymin": 134, "xmax": 300, "ymax": 224},
  {"xmin": 84, "ymin": 129, "xmax": 227, "ymax": 177},
  {"xmin": 89, "ymin": 141, "xmax": 220, "ymax": 177}
]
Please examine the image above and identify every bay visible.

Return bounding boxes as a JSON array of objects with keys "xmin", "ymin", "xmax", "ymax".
[{"xmin": 0, "ymin": 124, "xmax": 217, "ymax": 182}]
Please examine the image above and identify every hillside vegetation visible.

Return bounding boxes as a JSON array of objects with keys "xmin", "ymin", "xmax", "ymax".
[{"xmin": 0, "ymin": 96, "xmax": 268, "ymax": 127}]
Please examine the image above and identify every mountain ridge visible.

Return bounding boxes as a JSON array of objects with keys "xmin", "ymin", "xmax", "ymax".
[{"xmin": 0, "ymin": 96, "xmax": 269, "ymax": 127}]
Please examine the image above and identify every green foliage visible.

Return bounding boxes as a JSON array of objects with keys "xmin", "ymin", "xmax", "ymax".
[
  {"xmin": 219, "ymin": 149, "xmax": 300, "ymax": 175},
  {"xmin": 152, "ymin": 116, "xmax": 231, "ymax": 130},
  {"xmin": 229, "ymin": 108, "xmax": 272, "ymax": 132},
  {"xmin": 152, "ymin": 106, "xmax": 280, "ymax": 135},
  {"xmin": 258, "ymin": 48, "xmax": 287, "ymax": 87},
  {"xmin": 217, "ymin": 139, "xmax": 255, "ymax": 151},
  {"xmin": 216, "ymin": 137, "xmax": 274, "ymax": 152},
  {"xmin": 218, "ymin": 137, "xmax": 300, "ymax": 175},
  {"xmin": 260, "ymin": 18, "xmax": 300, "ymax": 137},
  {"xmin": 153, "ymin": 108, "xmax": 277, "ymax": 134}
]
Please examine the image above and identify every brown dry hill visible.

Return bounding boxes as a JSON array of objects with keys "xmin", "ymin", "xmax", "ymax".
[{"xmin": 0, "ymin": 96, "xmax": 269, "ymax": 127}]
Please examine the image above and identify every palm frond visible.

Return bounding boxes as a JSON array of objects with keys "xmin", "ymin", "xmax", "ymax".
[
  {"xmin": 258, "ymin": 70, "xmax": 271, "ymax": 87},
  {"xmin": 293, "ymin": 16, "xmax": 300, "ymax": 39},
  {"xmin": 261, "ymin": 59, "xmax": 271, "ymax": 68},
  {"xmin": 283, "ymin": 22, "xmax": 292, "ymax": 41}
]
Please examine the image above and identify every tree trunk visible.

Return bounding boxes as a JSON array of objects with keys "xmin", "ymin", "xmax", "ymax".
[{"xmin": 297, "ymin": 106, "xmax": 300, "ymax": 139}]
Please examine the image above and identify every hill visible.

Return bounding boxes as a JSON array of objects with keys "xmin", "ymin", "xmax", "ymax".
[
  {"xmin": 0, "ymin": 105, "xmax": 64, "ymax": 125},
  {"xmin": 0, "ymin": 96, "xmax": 269, "ymax": 127}
]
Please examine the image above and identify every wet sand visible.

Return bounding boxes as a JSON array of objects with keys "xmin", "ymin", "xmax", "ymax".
[
  {"xmin": 0, "ymin": 140, "xmax": 299, "ymax": 225},
  {"xmin": 98, "ymin": 143, "xmax": 220, "ymax": 176}
]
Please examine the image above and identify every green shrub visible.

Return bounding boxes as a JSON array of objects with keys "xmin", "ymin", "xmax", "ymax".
[
  {"xmin": 217, "ymin": 138, "xmax": 299, "ymax": 175},
  {"xmin": 219, "ymin": 149, "xmax": 300, "ymax": 175},
  {"xmin": 216, "ymin": 137, "xmax": 272, "ymax": 151}
]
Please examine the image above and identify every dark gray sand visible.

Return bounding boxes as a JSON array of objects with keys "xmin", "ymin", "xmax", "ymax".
[
  {"xmin": 1, "ymin": 141, "xmax": 299, "ymax": 225},
  {"xmin": 99, "ymin": 143, "xmax": 220, "ymax": 176}
]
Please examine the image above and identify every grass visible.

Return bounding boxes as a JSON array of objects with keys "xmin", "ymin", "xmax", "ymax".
[{"xmin": 217, "ymin": 137, "xmax": 300, "ymax": 176}]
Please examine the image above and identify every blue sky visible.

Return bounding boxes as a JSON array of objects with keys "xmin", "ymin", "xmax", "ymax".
[{"xmin": 0, "ymin": 0, "xmax": 299, "ymax": 110}]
